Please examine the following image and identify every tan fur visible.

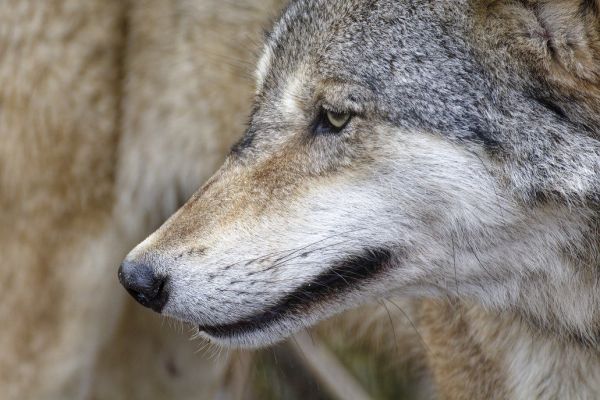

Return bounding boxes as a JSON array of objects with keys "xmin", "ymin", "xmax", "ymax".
[
  {"xmin": 481, "ymin": 0, "xmax": 600, "ymax": 83},
  {"xmin": 90, "ymin": 302, "xmax": 232, "ymax": 400},
  {"xmin": 113, "ymin": 0, "xmax": 283, "ymax": 237},
  {"xmin": 474, "ymin": 0, "xmax": 600, "ymax": 129},
  {"xmin": 93, "ymin": 2, "xmax": 284, "ymax": 398},
  {"xmin": 0, "ymin": 2, "xmax": 126, "ymax": 398},
  {"xmin": 0, "ymin": 1, "xmax": 282, "ymax": 398},
  {"xmin": 420, "ymin": 301, "xmax": 509, "ymax": 400}
]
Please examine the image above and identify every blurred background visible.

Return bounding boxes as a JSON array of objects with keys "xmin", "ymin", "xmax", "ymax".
[{"xmin": 0, "ymin": 1, "xmax": 429, "ymax": 399}]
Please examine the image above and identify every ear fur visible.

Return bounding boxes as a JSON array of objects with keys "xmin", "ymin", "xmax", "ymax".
[
  {"xmin": 478, "ymin": 0, "xmax": 600, "ymax": 82},
  {"xmin": 532, "ymin": 0, "xmax": 600, "ymax": 83},
  {"xmin": 473, "ymin": 1, "xmax": 600, "ymax": 206},
  {"xmin": 475, "ymin": 0, "xmax": 600, "ymax": 135}
]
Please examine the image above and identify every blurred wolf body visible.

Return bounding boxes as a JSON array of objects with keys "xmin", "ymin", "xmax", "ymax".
[{"xmin": 0, "ymin": 1, "xmax": 283, "ymax": 398}]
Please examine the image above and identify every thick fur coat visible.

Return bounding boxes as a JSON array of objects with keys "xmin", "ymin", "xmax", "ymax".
[{"xmin": 0, "ymin": 1, "xmax": 282, "ymax": 398}]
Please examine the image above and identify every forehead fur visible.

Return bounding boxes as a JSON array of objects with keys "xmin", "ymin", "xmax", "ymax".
[{"xmin": 259, "ymin": 0, "xmax": 493, "ymax": 144}]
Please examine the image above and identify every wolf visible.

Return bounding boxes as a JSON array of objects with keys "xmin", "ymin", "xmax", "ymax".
[{"xmin": 121, "ymin": 0, "xmax": 600, "ymax": 398}]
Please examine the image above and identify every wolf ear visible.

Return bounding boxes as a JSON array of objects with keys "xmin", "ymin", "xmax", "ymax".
[
  {"xmin": 534, "ymin": 0, "xmax": 599, "ymax": 82},
  {"xmin": 475, "ymin": 1, "xmax": 600, "ymax": 205},
  {"xmin": 476, "ymin": 0, "xmax": 600, "ymax": 133},
  {"xmin": 480, "ymin": 0, "xmax": 600, "ymax": 82}
]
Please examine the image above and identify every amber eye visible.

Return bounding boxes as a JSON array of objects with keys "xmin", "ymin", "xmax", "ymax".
[
  {"xmin": 327, "ymin": 110, "xmax": 351, "ymax": 129},
  {"xmin": 313, "ymin": 109, "xmax": 352, "ymax": 135}
]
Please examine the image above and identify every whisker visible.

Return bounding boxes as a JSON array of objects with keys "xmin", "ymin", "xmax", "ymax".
[
  {"xmin": 387, "ymin": 298, "xmax": 433, "ymax": 357},
  {"xmin": 380, "ymin": 299, "xmax": 400, "ymax": 356},
  {"xmin": 465, "ymin": 239, "xmax": 496, "ymax": 281}
]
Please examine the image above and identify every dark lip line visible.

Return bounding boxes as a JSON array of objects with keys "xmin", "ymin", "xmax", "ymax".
[{"xmin": 198, "ymin": 247, "xmax": 393, "ymax": 338}]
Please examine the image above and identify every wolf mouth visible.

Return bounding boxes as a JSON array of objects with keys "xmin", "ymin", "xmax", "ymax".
[{"xmin": 198, "ymin": 247, "xmax": 393, "ymax": 339}]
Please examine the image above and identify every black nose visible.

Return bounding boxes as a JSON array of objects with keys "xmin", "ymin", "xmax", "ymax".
[{"xmin": 118, "ymin": 260, "xmax": 168, "ymax": 312}]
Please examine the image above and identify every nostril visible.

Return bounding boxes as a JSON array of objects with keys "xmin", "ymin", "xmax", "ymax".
[{"xmin": 118, "ymin": 260, "xmax": 169, "ymax": 313}]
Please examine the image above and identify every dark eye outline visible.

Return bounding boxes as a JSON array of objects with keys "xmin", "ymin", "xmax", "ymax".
[{"xmin": 312, "ymin": 108, "xmax": 353, "ymax": 135}]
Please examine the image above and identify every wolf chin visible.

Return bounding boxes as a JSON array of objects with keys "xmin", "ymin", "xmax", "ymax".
[{"xmin": 121, "ymin": 0, "xmax": 600, "ymax": 398}]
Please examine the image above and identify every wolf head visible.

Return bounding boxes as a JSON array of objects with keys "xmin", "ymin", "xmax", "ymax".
[{"xmin": 119, "ymin": 0, "xmax": 600, "ymax": 347}]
